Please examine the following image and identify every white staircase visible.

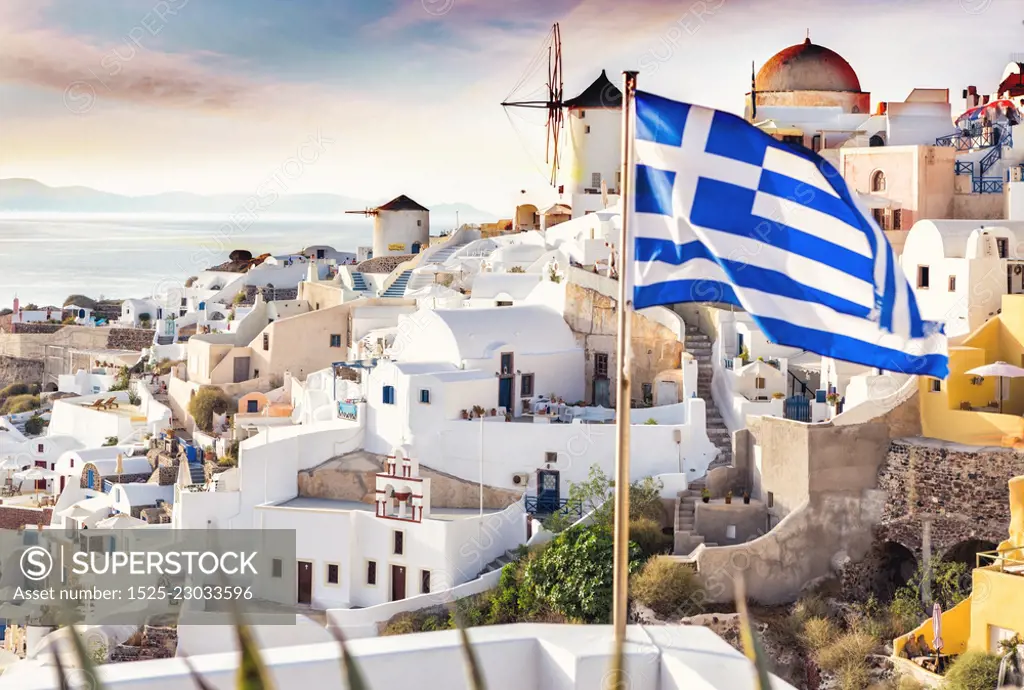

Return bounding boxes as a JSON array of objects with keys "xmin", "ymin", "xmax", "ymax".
[
  {"xmin": 673, "ymin": 477, "xmax": 719, "ymax": 555},
  {"xmin": 404, "ymin": 242, "xmax": 466, "ymax": 292}
]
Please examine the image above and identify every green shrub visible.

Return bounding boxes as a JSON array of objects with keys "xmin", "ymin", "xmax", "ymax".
[
  {"xmin": 630, "ymin": 557, "xmax": 704, "ymax": 618},
  {"xmin": 644, "ymin": 417, "xmax": 657, "ymax": 425},
  {"xmin": 103, "ymin": 436, "xmax": 119, "ymax": 446},
  {"xmin": 815, "ymin": 631, "xmax": 879, "ymax": 674},
  {"xmin": 628, "ymin": 517, "xmax": 672, "ymax": 559},
  {"xmin": 793, "ymin": 593, "xmax": 832, "ymax": 622},
  {"xmin": 23, "ymin": 416, "xmax": 44, "ymax": 436},
  {"xmin": 380, "ymin": 613, "xmax": 416, "ymax": 636},
  {"xmin": 233, "ymin": 290, "xmax": 247, "ymax": 305},
  {"xmin": 188, "ymin": 386, "xmax": 233, "ymax": 432},
  {"xmin": 0, "ymin": 382, "xmax": 30, "ymax": 403},
  {"xmin": 834, "ymin": 664, "xmax": 872, "ymax": 690},
  {"xmin": 521, "ymin": 525, "xmax": 642, "ymax": 624},
  {"xmin": 942, "ymin": 651, "xmax": 1001, "ymax": 690},
  {"xmin": 802, "ymin": 616, "xmax": 839, "ymax": 651},
  {"xmin": 0, "ymin": 394, "xmax": 40, "ymax": 415}
]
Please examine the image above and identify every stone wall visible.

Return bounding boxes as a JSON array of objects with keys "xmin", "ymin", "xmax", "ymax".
[
  {"xmin": 106, "ymin": 328, "xmax": 156, "ymax": 351},
  {"xmin": 562, "ymin": 281, "xmax": 683, "ymax": 406},
  {"xmin": 0, "ymin": 506, "xmax": 53, "ymax": 529},
  {"xmin": 298, "ymin": 450, "xmax": 522, "ymax": 510},
  {"xmin": 0, "ymin": 355, "xmax": 44, "ymax": 386},
  {"xmin": 876, "ymin": 438, "xmax": 1024, "ymax": 555},
  {"xmin": 12, "ymin": 322, "xmax": 62, "ymax": 335}
]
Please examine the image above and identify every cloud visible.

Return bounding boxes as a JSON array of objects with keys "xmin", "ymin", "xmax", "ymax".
[{"xmin": 0, "ymin": 3, "xmax": 265, "ymax": 111}]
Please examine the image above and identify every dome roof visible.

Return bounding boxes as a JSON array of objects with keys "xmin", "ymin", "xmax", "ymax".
[{"xmin": 756, "ymin": 38, "xmax": 861, "ymax": 93}]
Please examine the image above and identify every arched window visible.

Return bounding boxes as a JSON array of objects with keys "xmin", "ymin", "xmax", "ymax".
[
  {"xmin": 871, "ymin": 170, "xmax": 886, "ymax": 192},
  {"xmin": 869, "ymin": 134, "xmax": 885, "ymax": 147}
]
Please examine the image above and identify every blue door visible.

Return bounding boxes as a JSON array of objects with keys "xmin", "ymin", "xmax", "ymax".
[
  {"xmin": 537, "ymin": 470, "xmax": 560, "ymax": 513},
  {"xmin": 86, "ymin": 469, "xmax": 96, "ymax": 489},
  {"xmin": 411, "ymin": 242, "xmax": 421, "ymax": 254},
  {"xmin": 784, "ymin": 396, "xmax": 810, "ymax": 422},
  {"xmin": 247, "ymin": 399, "xmax": 259, "ymax": 413},
  {"xmin": 498, "ymin": 377, "xmax": 513, "ymax": 410}
]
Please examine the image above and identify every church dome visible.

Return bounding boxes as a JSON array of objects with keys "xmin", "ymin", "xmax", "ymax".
[{"xmin": 756, "ymin": 38, "xmax": 861, "ymax": 93}]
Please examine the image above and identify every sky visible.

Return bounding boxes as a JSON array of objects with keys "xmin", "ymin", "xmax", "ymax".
[{"xmin": 0, "ymin": 0, "xmax": 1021, "ymax": 214}]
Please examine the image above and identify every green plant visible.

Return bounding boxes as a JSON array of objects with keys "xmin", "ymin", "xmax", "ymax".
[
  {"xmin": 23, "ymin": 415, "xmax": 44, "ymax": 435},
  {"xmin": 826, "ymin": 392, "xmax": 841, "ymax": 405},
  {"xmin": 701, "ymin": 488, "xmax": 711, "ymax": 499},
  {"xmin": 628, "ymin": 517, "xmax": 672, "ymax": 558},
  {"xmin": 644, "ymin": 417, "xmax": 657, "ymax": 425},
  {"xmin": 127, "ymin": 390, "xmax": 141, "ymax": 406},
  {"xmin": 943, "ymin": 651, "xmax": 1001, "ymax": 690},
  {"xmin": 521, "ymin": 524, "xmax": 642, "ymax": 623},
  {"xmin": 815, "ymin": 631, "xmax": 878, "ymax": 674},
  {"xmin": 0, "ymin": 393, "xmax": 40, "ymax": 415},
  {"xmin": 630, "ymin": 556, "xmax": 704, "ymax": 617},
  {"xmin": 792, "ymin": 593, "xmax": 833, "ymax": 623},
  {"xmin": 103, "ymin": 436, "xmax": 119, "ymax": 446},
  {"xmin": 233, "ymin": 290, "xmax": 247, "ymax": 305},
  {"xmin": 509, "ymin": 266, "xmax": 526, "ymax": 273},
  {"xmin": 138, "ymin": 312, "xmax": 151, "ymax": 323},
  {"xmin": 188, "ymin": 386, "xmax": 233, "ymax": 432},
  {"xmin": 739, "ymin": 345, "xmax": 750, "ymax": 363},
  {"xmin": 801, "ymin": 616, "xmax": 839, "ymax": 651}
]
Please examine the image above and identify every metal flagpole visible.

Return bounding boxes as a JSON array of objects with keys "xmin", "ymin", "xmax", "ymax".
[{"xmin": 610, "ymin": 69, "xmax": 638, "ymax": 690}]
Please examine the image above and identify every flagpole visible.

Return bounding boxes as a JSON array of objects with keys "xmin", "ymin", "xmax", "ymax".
[{"xmin": 610, "ymin": 69, "xmax": 638, "ymax": 690}]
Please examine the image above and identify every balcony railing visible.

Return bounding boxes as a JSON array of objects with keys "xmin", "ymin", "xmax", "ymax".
[
  {"xmin": 524, "ymin": 496, "xmax": 583, "ymax": 518},
  {"xmin": 955, "ymin": 160, "xmax": 975, "ymax": 176},
  {"xmin": 723, "ymin": 358, "xmax": 734, "ymax": 371},
  {"xmin": 973, "ymin": 177, "xmax": 1004, "ymax": 194},
  {"xmin": 977, "ymin": 549, "xmax": 1024, "ymax": 574}
]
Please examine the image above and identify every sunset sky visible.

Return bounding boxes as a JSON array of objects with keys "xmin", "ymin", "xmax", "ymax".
[{"xmin": 0, "ymin": 0, "xmax": 1019, "ymax": 213}]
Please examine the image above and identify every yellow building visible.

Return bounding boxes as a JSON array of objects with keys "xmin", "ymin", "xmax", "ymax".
[
  {"xmin": 920, "ymin": 294, "xmax": 1024, "ymax": 447},
  {"xmin": 894, "ymin": 476, "xmax": 1024, "ymax": 662}
]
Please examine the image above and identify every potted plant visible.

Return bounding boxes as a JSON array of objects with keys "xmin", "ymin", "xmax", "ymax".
[
  {"xmin": 724, "ymin": 490, "xmax": 733, "ymax": 505},
  {"xmin": 461, "ymin": 409, "xmax": 468, "ymax": 420},
  {"xmin": 701, "ymin": 488, "xmax": 711, "ymax": 504},
  {"xmin": 742, "ymin": 489, "xmax": 751, "ymax": 505},
  {"xmin": 489, "ymin": 408, "xmax": 496, "ymax": 417},
  {"xmin": 826, "ymin": 392, "xmax": 841, "ymax": 406},
  {"xmin": 772, "ymin": 392, "xmax": 785, "ymax": 400},
  {"xmin": 472, "ymin": 405, "xmax": 486, "ymax": 419}
]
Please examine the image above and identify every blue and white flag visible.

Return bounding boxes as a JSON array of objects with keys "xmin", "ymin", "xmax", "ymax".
[{"xmin": 629, "ymin": 91, "xmax": 948, "ymax": 378}]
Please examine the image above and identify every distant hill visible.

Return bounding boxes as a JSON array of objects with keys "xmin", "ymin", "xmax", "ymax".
[{"xmin": 0, "ymin": 178, "xmax": 499, "ymax": 227}]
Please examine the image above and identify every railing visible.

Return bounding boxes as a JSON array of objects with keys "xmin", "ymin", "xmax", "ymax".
[
  {"xmin": 524, "ymin": 496, "xmax": 583, "ymax": 518},
  {"xmin": 723, "ymin": 358, "xmax": 734, "ymax": 371},
  {"xmin": 973, "ymin": 177, "xmax": 1005, "ymax": 194},
  {"xmin": 338, "ymin": 401, "xmax": 359, "ymax": 420},
  {"xmin": 980, "ymin": 144, "xmax": 1002, "ymax": 175},
  {"xmin": 955, "ymin": 160, "xmax": 975, "ymax": 176},
  {"xmin": 977, "ymin": 549, "xmax": 1024, "ymax": 573}
]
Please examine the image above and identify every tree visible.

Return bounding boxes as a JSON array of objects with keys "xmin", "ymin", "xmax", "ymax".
[
  {"xmin": 0, "ymin": 308, "xmax": 11, "ymax": 317},
  {"xmin": 547, "ymin": 464, "xmax": 665, "ymax": 531},
  {"xmin": 521, "ymin": 525, "xmax": 642, "ymax": 623},
  {"xmin": 23, "ymin": 416, "xmax": 44, "ymax": 435},
  {"xmin": 188, "ymin": 386, "xmax": 233, "ymax": 432},
  {"xmin": 62, "ymin": 294, "xmax": 97, "ymax": 309},
  {"xmin": 24, "ymin": 303, "xmax": 39, "ymax": 311}
]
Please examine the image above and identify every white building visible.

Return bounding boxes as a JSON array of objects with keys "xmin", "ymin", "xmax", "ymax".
[
  {"xmin": 119, "ymin": 298, "xmax": 163, "ymax": 327},
  {"xmin": 0, "ymin": 623, "xmax": 796, "ymax": 689},
  {"xmin": 900, "ymin": 219, "xmax": 1024, "ymax": 338},
  {"xmin": 255, "ymin": 449, "xmax": 526, "ymax": 610},
  {"xmin": 562, "ymin": 70, "xmax": 623, "ymax": 218}
]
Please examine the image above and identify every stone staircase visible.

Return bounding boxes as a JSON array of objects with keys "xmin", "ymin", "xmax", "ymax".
[
  {"xmin": 673, "ymin": 476, "xmax": 719, "ymax": 555},
  {"xmin": 478, "ymin": 548, "xmax": 520, "ymax": 576},
  {"xmin": 350, "ymin": 271, "xmax": 369, "ymax": 293},
  {"xmin": 381, "ymin": 270, "xmax": 413, "ymax": 298},
  {"xmin": 686, "ymin": 324, "xmax": 732, "ymax": 468},
  {"xmin": 405, "ymin": 242, "xmax": 465, "ymax": 292}
]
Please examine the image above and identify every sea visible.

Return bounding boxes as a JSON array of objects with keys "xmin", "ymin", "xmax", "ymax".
[{"xmin": 0, "ymin": 214, "xmax": 374, "ymax": 309}]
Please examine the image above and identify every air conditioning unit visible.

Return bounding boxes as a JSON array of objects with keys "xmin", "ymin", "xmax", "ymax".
[
  {"xmin": 1011, "ymin": 167, "xmax": 1024, "ymax": 183},
  {"xmin": 511, "ymin": 473, "xmax": 530, "ymax": 486}
]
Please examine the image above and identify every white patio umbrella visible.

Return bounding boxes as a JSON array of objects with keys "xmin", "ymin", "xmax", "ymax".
[
  {"xmin": 95, "ymin": 513, "xmax": 147, "ymax": 529},
  {"xmin": 59, "ymin": 504, "xmax": 99, "ymax": 521},
  {"xmin": 965, "ymin": 361, "xmax": 1024, "ymax": 413},
  {"xmin": 13, "ymin": 467, "xmax": 57, "ymax": 491}
]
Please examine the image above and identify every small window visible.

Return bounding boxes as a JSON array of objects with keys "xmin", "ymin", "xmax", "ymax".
[
  {"xmin": 496, "ymin": 300, "xmax": 513, "ymax": 307},
  {"xmin": 948, "ymin": 275, "xmax": 957, "ymax": 292},
  {"xmin": 326, "ymin": 563, "xmax": 339, "ymax": 585},
  {"xmin": 585, "ymin": 125, "xmax": 591, "ymax": 134},
  {"xmin": 420, "ymin": 570, "xmax": 431, "ymax": 594},
  {"xmin": 594, "ymin": 352, "xmax": 609, "ymax": 378},
  {"xmin": 329, "ymin": 334, "xmax": 342, "ymax": 348},
  {"xmin": 871, "ymin": 170, "xmax": 886, "ymax": 192},
  {"xmin": 930, "ymin": 379, "xmax": 941, "ymax": 393},
  {"xmin": 419, "ymin": 389, "xmax": 430, "ymax": 404},
  {"xmin": 545, "ymin": 451, "xmax": 557, "ymax": 464},
  {"xmin": 591, "ymin": 172, "xmax": 601, "ymax": 188},
  {"xmin": 37, "ymin": 444, "xmax": 44, "ymax": 453},
  {"xmin": 393, "ymin": 531, "xmax": 404, "ymax": 555},
  {"xmin": 766, "ymin": 491, "xmax": 774, "ymax": 508},
  {"xmin": 579, "ymin": 110, "xmax": 586, "ymax": 119},
  {"xmin": 754, "ymin": 377, "xmax": 766, "ymax": 390},
  {"xmin": 70, "ymin": 458, "xmax": 74, "ymax": 468},
  {"xmin": 521, "ymin": 373, "xmax": 535, "ymax": 397},
  {"xmin": 367, "ymin": 560, "xmax": 377, "ymax": 585},
  {"xmin": 383, "ymin": 385, "xmax": 395, "ymax": 405},
  {"xmin": 262, "ymin": 333, "xmax": 270, "ymax": 350},
  {"xmin": 271, "ymin": 559, "xmax": 282, "ymax": 578},
  {"xmin": 997, "ymin": 237, "xmax": 1009, "ymax": 258},
  {"xmin": 872, "ymin": 208, "xmax": 886, "ymax": 230},
  {"xmin": 917, "ymin": 266, "xmax": 930, "ymax": 289},
  {"xmin": 417, "ymin": 219, "xmax": 422, "ymax": 227},
  {"xmin": 892, "ymin": 209, "xmax": 903, "ymax": 231}
]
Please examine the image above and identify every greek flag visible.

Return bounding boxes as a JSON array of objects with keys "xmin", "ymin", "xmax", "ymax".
[{"xmin": 630, "ymin": 91, "xmax": 948, "ymax": 378}]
